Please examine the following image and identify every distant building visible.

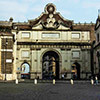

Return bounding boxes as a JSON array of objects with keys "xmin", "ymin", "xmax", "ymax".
[
  {"xmin": 0, "ymin": 18, "xmax": 15, "ymax": 80},
  {"xmin": 94, "ymin": 12, "xmax": 100, "ymax": 75},
  {"xmin": 0, "ymin": 3, "xmax": 95, "ymax": 80}
]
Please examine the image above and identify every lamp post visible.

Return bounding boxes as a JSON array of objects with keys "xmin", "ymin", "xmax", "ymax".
[{"xmin": 5, "ymin": 38, "xmax": 8, "ymax": 81}]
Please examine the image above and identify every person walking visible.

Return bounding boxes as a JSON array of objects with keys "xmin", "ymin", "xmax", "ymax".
[{"xmin": 95, "ymin": 75, "xmax": 98, "ymax": 85}]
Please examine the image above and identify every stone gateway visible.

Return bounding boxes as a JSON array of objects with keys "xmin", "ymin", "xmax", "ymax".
[{"xmin": 0, "ymin": 3, "xmax": 95, "ymax": 80}]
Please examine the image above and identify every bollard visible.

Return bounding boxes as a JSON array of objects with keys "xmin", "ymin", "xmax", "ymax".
[
  {"xmin": 91, "ymin": 79, "xmax": 94, "ymax": 85},
  {"xmin": 15, "ymin": 79, "xmax": 18, "ymax": 84},
  {"xmin": 53, "ymin": 79, "xmax": 55, "ymax": 85},
  {"xmin": 70, "ymin": 79, "xmax": 74, "ymax": 85},
  {"xmin": 34, "ymin": 79, "xmax": 37, "ymax": 84}
]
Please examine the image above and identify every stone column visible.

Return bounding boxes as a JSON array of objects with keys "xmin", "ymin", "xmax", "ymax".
[
  {"xmin": 31, "ymin": 49, "xmax": 37, "ymax": 79},
  {"xmin": 12, "ymin": 31, "xmax": 17, "ymax": 80}
]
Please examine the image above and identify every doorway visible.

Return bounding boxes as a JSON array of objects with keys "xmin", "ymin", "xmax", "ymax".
[
  {"xmin": 72, "ymin": 62, "xmax": 80, "ymax": 79},
  {"xmin": 42, "ymin": 51, "xmax": 59, "ymax": 79},
  {"xmin": 21, "ymin": 63, "xmax": 30, "ymax": 79}
]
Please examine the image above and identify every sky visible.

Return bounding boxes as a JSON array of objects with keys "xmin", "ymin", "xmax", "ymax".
[{"xmin": 0, "ymin": 0, "xmax": 100, "ymax": 23}]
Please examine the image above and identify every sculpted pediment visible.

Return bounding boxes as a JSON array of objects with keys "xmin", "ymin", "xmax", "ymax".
[
  {"xmin": 29, "ymin": 3, "xmax": 73, "ymax": 30},
  {"xmin": 32, "ymin": 22, "xmax": 70, "ymax": 30},
  {"xmin": 32, "ymin": 24, "xmax": 43, "ymax": 29},
  {"xmin": 57, "ymin": 24, "xmax": 70, "ymax": 30}
]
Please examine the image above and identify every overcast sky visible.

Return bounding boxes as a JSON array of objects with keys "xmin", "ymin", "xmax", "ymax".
[{"xmin": 0, "ymin": 0, "xmax": 100, "ymax": 23}]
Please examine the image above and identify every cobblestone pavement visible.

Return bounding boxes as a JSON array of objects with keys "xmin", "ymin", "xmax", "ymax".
[{"xmin": 0, "ymin": 82, "xmax": 100, "ymax": 100}]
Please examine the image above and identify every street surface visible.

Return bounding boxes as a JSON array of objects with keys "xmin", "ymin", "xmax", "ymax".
[{"xmin": 0, "ymin": 82, "xmax": 100, "ymax": 100}]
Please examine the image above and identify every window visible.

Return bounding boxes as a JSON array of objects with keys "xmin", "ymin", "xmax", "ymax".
[
  {"xmin": 42, "ymin": 33, "xmax": 60, "ymax": 38},
  {"xmin": 22, "ymin": 32, "xmax": 30, "ymax": 38},
  {"xmin": 72, "ymin": 51, "xmax": 80, "ymax": 58},
  {"xmin": 6, "ymin": 59, "xmax": 12, "ymax": 63},
  {"xmin": 21, "ymin": 51, "xmax": 29, "ymax": 58},
  {"xmin": 72, "ymin": 33, "xmax": 80, "ymax": 39}
]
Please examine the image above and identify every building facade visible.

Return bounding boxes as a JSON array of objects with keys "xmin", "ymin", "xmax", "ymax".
[
  {"xmin": 94, "ymin": 14, "xmax": 100, "ymax": 75},
  {"xmin": 0, "ymin": 3, "xmax": 95, "ymax": 80},
  {"xmin": 0, "ymin": 18, "xmax": 16, "ymax": 80}
]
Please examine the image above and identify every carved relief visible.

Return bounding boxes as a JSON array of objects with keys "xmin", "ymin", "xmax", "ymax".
[
  {"xmin": 42, "ymin": 14, "xmax": 59, "ymax": 29},
  {"xmin": 46, "ymin": 14, "xmax": 55, "ymax": 27}
]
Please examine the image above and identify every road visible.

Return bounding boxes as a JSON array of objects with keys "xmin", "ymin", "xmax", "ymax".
[{"xmin": 0, "ymin": 82, "xmax": 99, "ymax": 100}]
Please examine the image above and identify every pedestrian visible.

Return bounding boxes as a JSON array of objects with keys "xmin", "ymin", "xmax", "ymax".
[
  {"xmin": 74, "ymin": 67, "xmax": 77, "ymax": 79},
  {"xmin": 95, "ymin": 75, "xmax": 98, "ymax": 85},
  {"xmin": 62, "ymin": 74, "xmax": 64, "ymax": 79}
]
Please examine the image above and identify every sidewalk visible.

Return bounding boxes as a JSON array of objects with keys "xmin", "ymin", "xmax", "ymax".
[{"xmin": 0, "ymin": 79, "xmax": 96, "ymax": 84}]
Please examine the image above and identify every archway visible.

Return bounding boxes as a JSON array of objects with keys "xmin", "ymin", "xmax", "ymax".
[
  {"xmin": 72, "ymin": 61, "xmax": 80, "ymax": 79},
  {"xmin": 21, "ymin": 63, "xmax": 30, "ymax": 79},
  {"xmin": 42, "ymin": 51, "xmax": 59, "ymax": 79}
]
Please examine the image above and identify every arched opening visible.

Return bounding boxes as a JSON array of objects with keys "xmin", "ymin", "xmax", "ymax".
[
  {"xmin": 21, "ymin": 63, "xmax": 30, "ymax": 79},
  {"xmin": 42, "ymin": 51, "xmax": 59, "ymax": 79},
  {"xmin": 71, "ymin": 61, "xmax": 80, "ymax": 79}
]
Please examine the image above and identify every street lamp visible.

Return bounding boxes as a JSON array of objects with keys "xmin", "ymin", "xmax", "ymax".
[{"xmin": 5, "ymin": 38, "xmax": 8, "ymax": 81}]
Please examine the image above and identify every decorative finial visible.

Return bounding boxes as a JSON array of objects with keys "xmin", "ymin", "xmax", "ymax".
[
  {"xmin": 9, "ymin": 17, "xmax": 13, "ymax": 22},
  {"xmin": 45, "ymin": 3, "xmax": 56, "ymax": 14}
]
